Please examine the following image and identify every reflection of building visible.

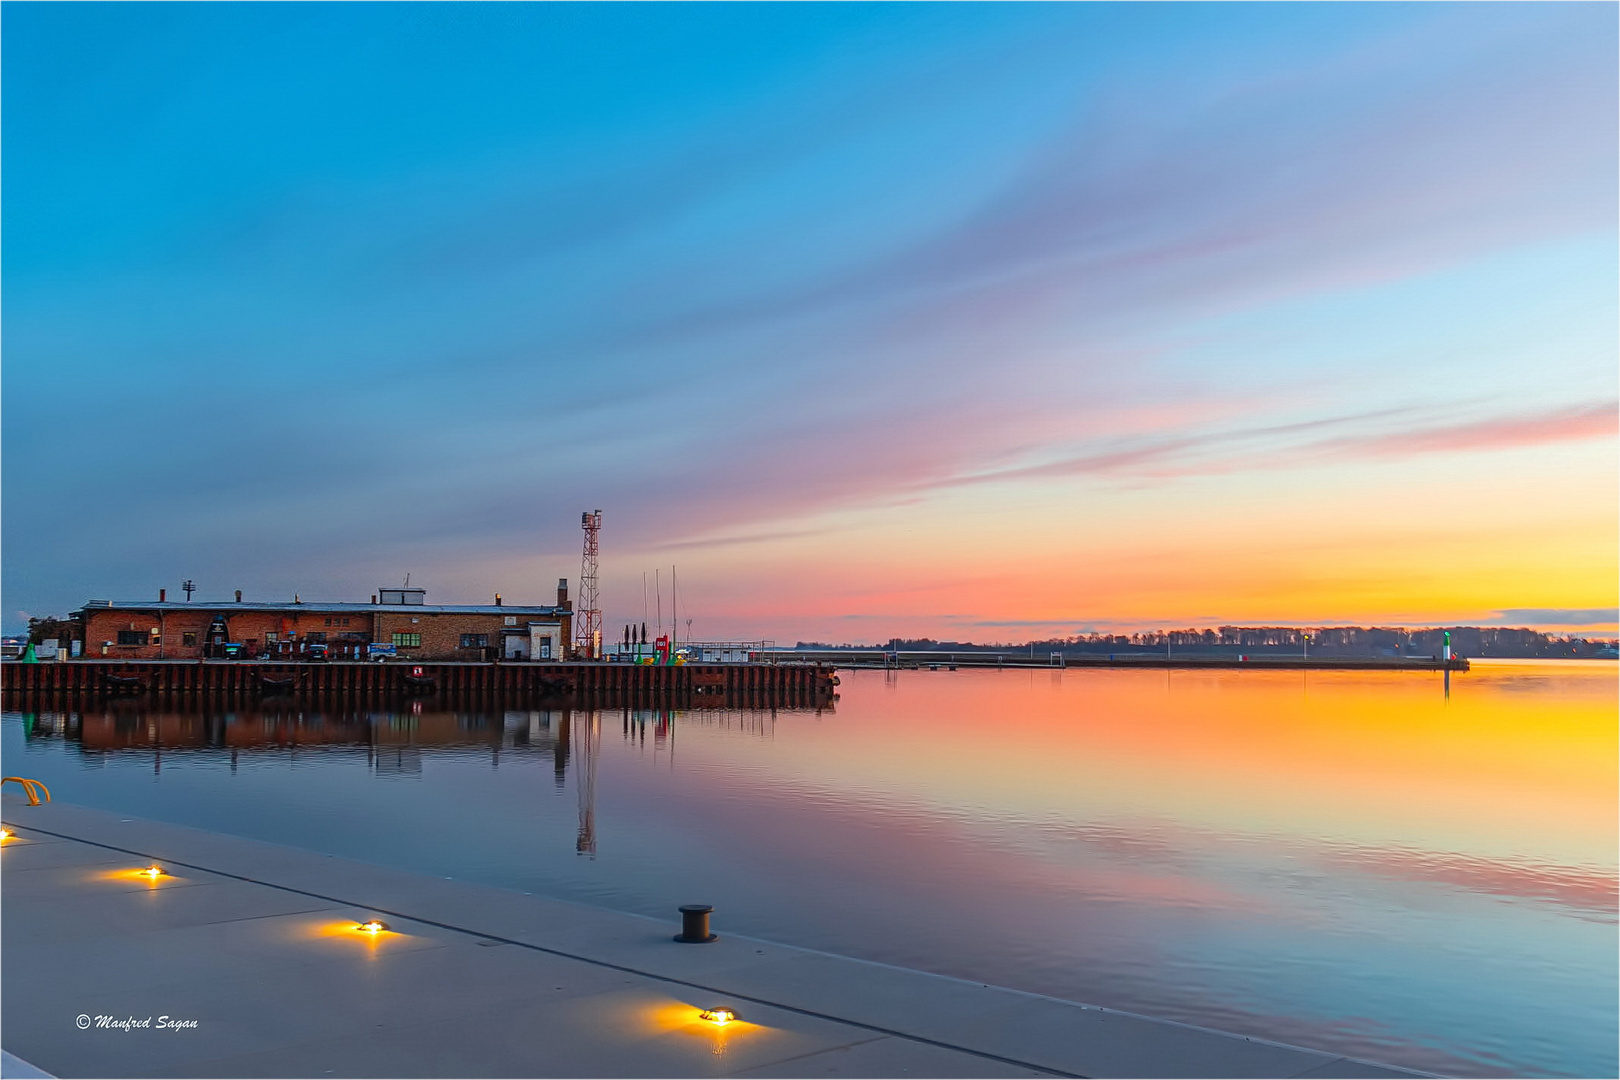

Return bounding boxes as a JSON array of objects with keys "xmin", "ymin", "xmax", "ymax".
[
  {"xmin": 505, "ymin": 710, "xmax": 571, "ymax": 786},
  {"xmin": 73, "ymin": 582, "xmax": 572, "ymax": 662},
  {"xmin": 372, "ymin": 748, "xmax": 422, "ymax": 776},
  {"xmin": 61, "ymin": 707, "xmax": 580, "ymax": 758}
]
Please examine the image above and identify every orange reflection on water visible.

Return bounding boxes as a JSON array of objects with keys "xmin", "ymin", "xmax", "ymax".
[{"xmin": 789, "ymin": 662, "xmax": 1616, "ymax": 869}]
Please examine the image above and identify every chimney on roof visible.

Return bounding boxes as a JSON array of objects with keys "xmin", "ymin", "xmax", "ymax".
[
  {"xmin": 557, "ymin": 578, "xmax": 569, "ymax": 607},
  {"xmin": 495, "ymin": 593, "xmax": 503, "ymax": 606},
  {"xmin": 159, "ymin": 588, "xmax": 166, "ymax": 602},
  {"xmin": 371, "ymin": 594, "xmax": 378, "ymax": 604},
  {"xmin": 235, "ymin": 590, "xmax": 242, "ymax": 603}
]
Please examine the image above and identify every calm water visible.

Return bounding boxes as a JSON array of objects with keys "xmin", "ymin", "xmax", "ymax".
[{"xmin": 3, "ymin": 661, "xmax": 1614, "ymax": 1077}]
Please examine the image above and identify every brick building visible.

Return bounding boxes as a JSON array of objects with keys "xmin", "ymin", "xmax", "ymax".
[{"xmin": 73, "ymin": 582, "xmax": 573, "ymax": 662}]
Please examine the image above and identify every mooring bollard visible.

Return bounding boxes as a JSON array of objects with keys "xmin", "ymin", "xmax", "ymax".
[{"xmin": 675, "ymin": 904, "xmax": 717, "ymax": 943}]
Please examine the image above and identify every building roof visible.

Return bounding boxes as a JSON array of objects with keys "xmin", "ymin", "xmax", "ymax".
[{"xmin": 75, "ymin": 601, "xmax": 568, "ymax": 617}]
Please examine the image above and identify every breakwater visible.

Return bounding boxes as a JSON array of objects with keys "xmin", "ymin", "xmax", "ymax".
[
  {"xmin": 787, "ymin": 650, "xmax": 1468, "ymax": 671},
  {"xmin": 0, "ymin": 660, "xmax": 839, "ymax": 708}
]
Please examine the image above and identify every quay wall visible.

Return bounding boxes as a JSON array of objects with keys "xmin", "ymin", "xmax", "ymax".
[{"xmin": 0, "ymin": 659, "xmax": 839, "ymax": 708}]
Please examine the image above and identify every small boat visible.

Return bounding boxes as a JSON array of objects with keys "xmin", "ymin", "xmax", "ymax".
[{"xmin": 100, "ymin": 673, "xmax": 147, "ymax": 695}]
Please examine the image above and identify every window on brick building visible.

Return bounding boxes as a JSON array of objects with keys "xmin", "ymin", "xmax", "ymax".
[
  {"xmin": 460, "ymin": 634, "xmax": 488, "ymax": 649},
  {"xmin": 306, "ymin": 632, "xmax": 327, "ymax": 644},
  {"xmin": 182, "ymin": 632, "xmax": 198, "ymax": 647},
  {"xmin": 392, "ymin": 633, "xmax": 422, "ymax": 648},
  {"xmin": 117, "ymin": 631, "xmax": 145, "ymax": 646}
]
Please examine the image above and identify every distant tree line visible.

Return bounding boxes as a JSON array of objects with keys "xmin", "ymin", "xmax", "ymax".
[{"xmin": 798, "ymin": 626, "xmax": 1617, "ymax": 659}]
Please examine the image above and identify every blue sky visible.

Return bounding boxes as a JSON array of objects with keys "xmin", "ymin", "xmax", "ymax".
[{"xmin": 4, "ymin": 3, "xmax": 1615, "ymax": 639}]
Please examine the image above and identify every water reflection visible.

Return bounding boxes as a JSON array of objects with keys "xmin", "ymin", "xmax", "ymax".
[
  {"xmin": 13, "ymin": 703, "xmax": 795, "ymax": 862},
  {"xmin": 3, "ymin": 664, "xmax": 1613, "ymax": 1079},
  {"xmin": 21, "ymin": 705, "xmax": 584, "ymax": 779},
  {"xmin": 577, "ymin": 710, "xmax": 598, "ymax": 857},
  {"xmin": 20, "ymin": 704, "xmax": 789, "ymax": 755}
]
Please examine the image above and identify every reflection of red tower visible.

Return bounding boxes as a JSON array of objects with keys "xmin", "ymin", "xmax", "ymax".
[
  {"xmin": 575, "ymin": 710, "xmax": 598, "ymax": 857},
  {"xmin": 575, "ymin": 510, "xmax": 603, "ymax": 659}
]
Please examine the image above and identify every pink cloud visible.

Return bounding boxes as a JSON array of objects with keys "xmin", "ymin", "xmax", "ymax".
[
  {"xmin": 1332, "ymin": 402, "xmax": 1618, "ymax": 458},
  {"xmin": 932, "ymin": 400, "xmax": 1618, "ymax": 490}
]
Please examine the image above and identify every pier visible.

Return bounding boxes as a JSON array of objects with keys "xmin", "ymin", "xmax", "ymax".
[{"xmin": 0, "ymin": 802, "xmax": 1423, "ymax": 1079}]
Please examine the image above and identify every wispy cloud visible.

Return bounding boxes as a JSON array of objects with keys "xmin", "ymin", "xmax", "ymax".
[
  {"xmin": 653, "ymin": 526, "xmax": 837, "ymax": 551},
  {"xmin": 1327, "ymin": 403, "xmax": 1617, "ymax": 459},
  {"xmin": 932, "ymin": 401, "xmax": 1618, "ymax": 490},
  {"xmin": 2, "ymin": 5, "xmax": 1613, "ymax": 634}
]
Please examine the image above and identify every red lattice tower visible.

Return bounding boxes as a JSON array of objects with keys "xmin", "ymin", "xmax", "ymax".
[{"xmin": 575, "ymin": 510, "xmax": 603, "ymax": 658}]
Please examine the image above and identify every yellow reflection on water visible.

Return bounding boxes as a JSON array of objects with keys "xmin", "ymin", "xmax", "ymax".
[{"xmin": 788, "ymin": 661, "xmax": 1617, "ymax": 867}]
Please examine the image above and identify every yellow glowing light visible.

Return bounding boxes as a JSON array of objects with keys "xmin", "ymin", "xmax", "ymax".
[
  {"xmin": 357, "ymin": 920, "xmax": 390, "ymax": 934},
  {"xmin": 140, "ymin": 865, "xmax": 165, "ymax": 879},
  {"xmin": 699, "ymin": 1009, "xmax": 737, "ymax": 1027},
  {"xmin": 0, "ymin": 829, "xmax": 12, "ymax": 840}
]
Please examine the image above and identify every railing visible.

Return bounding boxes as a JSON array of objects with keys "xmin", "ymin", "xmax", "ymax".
[{"xmin": 1, "ymin": 777, "xmax": 52, "ymax": 805}]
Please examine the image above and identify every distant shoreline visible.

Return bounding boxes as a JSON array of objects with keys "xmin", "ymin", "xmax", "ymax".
[{"xmin": 783, "ymin": 649, "xmax": 1471, "ymax": 672}]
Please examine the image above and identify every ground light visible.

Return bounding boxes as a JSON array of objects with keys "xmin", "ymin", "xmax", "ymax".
[
  {"xmin": 140, "ymin": 865, "xmax": 165, "ymax": 879},
  {"xmin": 357, "ymin": 920, "xmax": 390, "ymax": 934},
  {"xmin": 699, "ymin": 1009, "xmax": 738, "ymax": 1027},
  {"xmin": 0, "ymin": 828, "xmax": 11, "ymax": 841}
]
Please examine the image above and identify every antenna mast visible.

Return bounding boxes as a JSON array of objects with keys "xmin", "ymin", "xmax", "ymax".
[{"xmin": 576, "ymin": 510, "xmax": 603, "ymax": 659}]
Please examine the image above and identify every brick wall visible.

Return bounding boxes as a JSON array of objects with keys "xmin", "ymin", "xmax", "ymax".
[
  {"xmin": 82, "ymin": 608, "xmax": 369, "ymax": 659},
  {"xmin": 375, "ymin": 611, "xmax": 509, "ymax": 660},
  {"xmin": 81, "ymin": 606, "xmax": 571, "ymax": 661}
]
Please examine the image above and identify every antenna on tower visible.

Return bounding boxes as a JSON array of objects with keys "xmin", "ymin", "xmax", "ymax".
[{"xmin": 576, "ymin": 510, "xmax": 603, "ymax": 659}]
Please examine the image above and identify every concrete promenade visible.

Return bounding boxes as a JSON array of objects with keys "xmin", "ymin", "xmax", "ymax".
[{"xmin": 1, "ymin": 801, "xmax": 1424, "ymax": 1079}]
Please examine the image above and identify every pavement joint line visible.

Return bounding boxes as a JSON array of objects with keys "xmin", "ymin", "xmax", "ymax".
[
  {"xmin": 4, "ymin": 819, "xmax": 1079, "ymax": 1079},
  {"xmin": 713, "ymin": 1033, "xmax": 893, "ymax": 1077}
]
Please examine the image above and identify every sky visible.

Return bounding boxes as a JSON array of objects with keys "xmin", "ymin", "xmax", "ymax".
[{"xmin": 3, "ymin": 2, "xmax": 1616, "ymax": 642}]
